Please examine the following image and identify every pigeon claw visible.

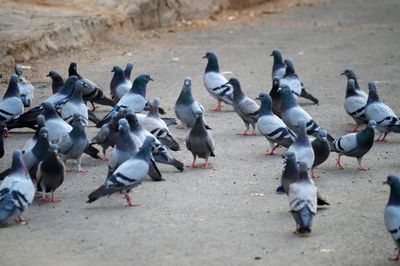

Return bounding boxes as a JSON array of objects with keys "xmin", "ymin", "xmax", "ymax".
[
  {"xmin": 123, "ymin": 193, "xmax": 140, "ymax": 207},
  {"xmin": 211, "ymin": 101, "xmax": 222, "ymax": 112},
  {"xmin": 176, "ymin": 124, "xmax": 184, "ymax": 129},
  {"xmin": 335, "ymin": 158, "xmax": 344, "ymax": 170},
  {"xmin": 311, "ymin": 170, "xmax": 320, "ymax": 178},
  {"xmin": 358, "ymin": 166, "xmax": 369, "ymax": 171},
  {"xmin": 389, "ymin": 250, "xmax": 400, "ymax": 261},
  {"xmin": 267, "ymin": 144, "xmax": 280, "ymax": 155},
  {"xmin": 15, "ymin": 216, "xmax": 29, "ymax": 224}
]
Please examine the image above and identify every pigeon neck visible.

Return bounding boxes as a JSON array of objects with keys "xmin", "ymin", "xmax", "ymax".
[
  {"xmin": 136, "ymin": 143, "xmax": 152, "ymax": 162},
  {"xmin": 147, "ymin": 104, "xmax": 159, "ymax": 118},
  {"xmin": 388, "ymin": 186, "xmax": 400, "ymax": 206},
  {"xmin": 116, "ymin": 129, "xmax": 135, "ymax": 151},
  {"xmin": 272, "ymin": 53, "xmax": 284, "ymax": 71},
  {"xmin": 285, "ymin": 64, "xmax": 295, "ymax": 75},
  {"xmin": 192, "ymin": 117, "xmax": 207, "ymax": 137},
  {"xmin": 52, "ymin": 76, "xmax": 64, "ymax": 94},
  {"xmin": 283, "ymin": 158, "xmax": 298, "ymax": 178},
  {"xmin": 59, "ymin": 81, "xmax": 76, "ymax": 97},
  {"xmin": 205, "ymin": 57, "xmax": 220, "ymax": 73},
  {"xmin": 233, "ymin": 84, "xmax": 244, "ymax": 102},
  {"xmin": 296, "ymin": 126, "xmax": 309, "ymax": 145},
  {"xmin": 281, "ymin": 91, "xmax": 297, "ymax": 110},
  {"xmin": 346, "ymin": 73, "xmax": 360, "ymax": 89},
  {"xmin": 32, "ymin": 136, "xmax": 50, "ymax": 158},
  {"xmin": 367, "ymin": 89, "xmax": 379, "ymax": 104},
  {"xmin": 269, "ymin": 82, "xmax": 280, "ymax": 98},
  {"xmin": 259, "ymin": 99, "xmax": 272, "ymax": 116},
  {"xmin": 4, "ymin": 78, "xmax": 20, "ymax": 98},
  {"xmin": 70, "ymin": 87, "xmax": 83, "ymax": 102},
  {"xmin": 43, "ymin": 107, "xmax": 58, "ymax": 119},
  {"xmin": 68, "ymin": 67, "xmax": 82, "ymax": 79},
  {"xmin": 298, "ymin": 168, "xmax": 310, "ymax": 182},
  {"xmin": 70, "ymin": 122, "xmax": 86, "ymax": 139},
  {"xmin": 177, "ymin": 86, "xmax": 194, "ymax": 105},
  {"xmin": 111, "ymin": 71, "xmax": 125, "ymax": 89},
  {"xmin": 357, "ymin": 125, "xmax": 374, "ymax": 145},
  {"xmin": 130, "ymin": 80, "xmax": 147, "ymax": 96},
  {"xmin": 345, "ymin": 81, "xmax": 358, "ymax": 98}
]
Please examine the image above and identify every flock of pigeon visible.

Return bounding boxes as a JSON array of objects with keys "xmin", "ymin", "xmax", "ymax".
[{"xmin": 0, "ymin": 50, "xmax": 400, "ymax": 260}]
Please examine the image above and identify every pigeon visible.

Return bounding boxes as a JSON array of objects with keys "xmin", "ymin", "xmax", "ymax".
[
  {"xmin": 6, "ymin": 75, "xmax": 79, "ymax": 131},
  {"xmin": 57, "ymin": 114, "xmax": 90, "ymax": 173},
  {"xmin": 269, "ymin": 76, "xmax": 282, "ymax": 117},
  {"xmin": 175, "ymin": 77, "xmax": 205, "ymax": 128},
  {"xmin": 384, "ymin": 175, "xmax": 400, "ymax": 261},
  {"xmin": 36, "ymin": 144, "xmax": 65, "ymax": 203},
  {"xmin": 311, "ymin": 130, "xmax": 330, "ymax": 178},
  {"xmin": 43, "ymin": 102, "xmax": 72, "ymax": 143},
  {"xmin": 47, "ymin": 70, "xmax": 64, "ymax": 94},
  {"xmin": 137, "ymin": 98, "xmax": 180, "ymax": 151},
  {"xmin": 110, "ymin": 65, "xmax": 131, "ymax": 104},
  {"xmin": 229, "ymin": 77, "xmax": 259, "ymax": 135},
  {"xmin": 68, "ymin": 62, "xmax": 114, "ymax": 111},
  {"xmin": 186, "ymin": 113, "xmax": 215, "ymax": 169},
  {"xmin": 87, "ymin": 136, "xmax": 155, "ymax": 206},
  {"xmin": 341, "ymin": 69, "xmax": 368, "ymax": 98},
  {"xmin": 280, "ymin": 85, "xmax": 334, "ymax": 142},
  {"xmin": 0, "ymin": 150, "xmax": 34, "ymax": 226},
  {"xmin": 288, "ymin": 161, "xmax": 317, "ymax": 234},
  {"xmin": 343, "ymin": 79, "xmax": 368, "ymax": 132},
  {"xmin": 124, "ymin": 62, "xmax": 134, "ymax": 84},
  {"xmin": 365, "ymin": 82, "xmax": 400, "ymax": 141},
  {"xmin": 331, "ymin": 120, "xmax": 376, "ymax": 170},
  {"xmin": 126, "ymin": 113, "xmax": 183, "ymax": 173},
  {"xmin": 287, "ymin": 120, "xmax": 315, "ymax": 170},
  {"xmin": 203, "ymin": 51, "xmax": 233, "ymax": 111},
  {"xmin": 0, "ymin": 74, "xmax": 24, "ymax": 126},
  {"xmin": 270, "ymin": 49, "xmax": 286, "ymax": 79},
  {"xmin": 15, "ymin": 64, "xmax": 34, "ymax": 107},
  {"xmin": 61, "ymin": 80, "xmax": 89, "ymax": 125},
  {"xmin": 22, "ymin": 114, "xmax": 45, "ymax": 154},
  {"xmin": 108, "ymin": 118, "xmax": 138, "ymax": 176},
  {"xmin": 97, "ymin": 74, "xmax": 153, "ymax": 128},
  {"xmin": 256, "ymin": 92, "xmax": 295, "ymax": 155},
  {"xmin": 280, "ymin": 59, "xmax": 319, "ymax": 104},
  {"xmin": 0, "ymin": 124, "xmax": 6, "ymax": 158}
]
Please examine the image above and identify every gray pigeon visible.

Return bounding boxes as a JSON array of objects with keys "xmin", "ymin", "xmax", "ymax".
[
  {"xmin": 287, "ymin": 120, "xmax": 315, "ymax": 170},
  {"xmin": 0, "ymin": 150, "xmax": 34, "ymax": 225},
  {"xmin": 203, "ymin": 51, "xmax": 233, "ymax": 111},
  {"xmin": 15, "ymin": 64, "xmax": 34, "ymax": 107},
  {"xmin": 0, "ymin": 74, "xmax": 24, "ymax": 126},
  {"xmin": 256, "ymin": 92, "xmax": 295, "ymax": 155},
  {"xmin": 110, "ymin": 65, "xmax": 132, "ymax": 104},
  {"xmin": 384, "ymin": 175, "xmax": 400, "ymax": 261},
  {"xmin": 138, "ymin": 98, "xmax": 180, "ymax": 151},
  {"xmin": 43, "ymin": 101, "xmax": 72, "ymax": 143},
  {"xmin": 87, "ymin": 136, "xmax": 155, "ymax": 206},
  {"xmin": 186, "ymin": 113, "xmax": 215, "ymax": 169},
  {"xmin": 98, "ymin": 74, "xmax": 153, "ymax": 128},
  {"xmin": 332, "ymin": 120, "xmax": 376, "ymax": 170},
  {"xmin": 108, "ymin": 118, "xmax": 138, "ymax": 176},
  {"xmin": 22, "ymin": 114, "xmax": 45, "ymax": 154},
  {"xmin": 229, "ymin": 77, "xmax": 259, "ymax": 135},
  {"xmin": 270, "ymin": 49, "xmax": 286, "ymax": 79},
  {"xmin": 269, "ymin": 76, "xmax": 282, "ymax": 117},
  {"xmin": 341, "ymin": 69, "xmax": 368, "ymax": 98},
  {"xmin": 68, "ymin": 62, "xmax": 114, "ymax": 111},
  {"xmin": 124, "ymin": 62, "xmax": 134, "ymax": 84},
  {"xmin": 280, "ymin": 85, "xmax": 334, "ymax": 142},
  {"xmin": 288, "ymin": 161, "xmax": 317, "ymax": 234},
  {"xmin": 365, "ymin": 82, "xmax": 400, "ymax": 141},
  {"xmin": 175, "ymin": 77, "xmax": 205, "ymax": 128},
  {"xmin": 278, "ymin": 57, "xmax": 319, "ymax": 104},
  {"xmin": 311, "ymin": 130, "xmax": 330, "ymax": 178},
  {"xmin": 47, "ymin": 70, "xmax": 64, "ymax": 94},
  {"xmin": 343, "ymin": 79, "xmax": 368, "ymax": 132},
  {"xmin": 61, "ymin": 80, "xmax": 88, "ymax": 126},
  {"xmin": 36, "ymin": 144, "xmax": 65, "ymax": 203},
  {"xmin": 58, "ymin": 114, "xmax": 90, "ymax": 173}
]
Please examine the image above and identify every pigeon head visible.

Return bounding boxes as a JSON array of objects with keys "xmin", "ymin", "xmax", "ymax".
[
  {"xmin": 68, "ymin": 62, "xmax": 78, "ymax": 76},
  {"xmin": 279, "ymin": 85, "xmax": 297, "ymax": 110},
  {"xmin": 203, "ymin": 51, "xmax": 220, "ymax": 73},
  {"xmin": 111, "ymin": 65, "xmax": 124, "ymax": 74},
  {"xmin": 367, "ymin": 82, "xmax": 379, "ymax": 103},
  {"xmin": 4, "ymin": 74, "xmax": 20, "ymax": 98},
  {"xmin": 184, "ymin": 77, "xmax": 192, "ymax": 87},
  {"xmin": 256, "ymin": 92, "xmax": 272, "ymax": 115},
  {"xmin": 37, "ymin": 114, "xmax": 45, "ymax": 128},
  {"xmin": 341, "ymin": 69, "xmax": 356, "ymax": 79},
  {"xmin": 272, "ymin": 76, "xmax": 280, "ymax": 87},
  {"xmin": 11, "ymin": 149, "xmax": 27, "ymax": 175},
  {"xmin": 71, "ymin": 80, "xmax": 85, "ymax": 100},
  {"xmin": 384, "ymin": 175, "xmax": 400, "ymax": 205},
  {"xmin": 131, "ymin": 73, "xmax": 153, "ymax": 96},
  {"xmin": 284, "ymin": 151, "xmax": 296, "ymax": 161},
  {"xmin": 124, "ymin": 62, "xmax": 134, "ymax": 80},
  {"xmin": 317, "ymin": 129, "xmax": 327, "ymax": 141},
  {"xmin": 39, "ymin": 127, "xmax": 49, "ymax": 139},
  {"xmin": 118, "ymin": 118, "xmax": 129, "ymax": 130},
  {"xmin": 284, "ymin": 59, "xmax": 295, "ymax": 74},
  {"xmin": 136, "ymin": 136, "xmax": 155, "ymax": 162},
  {"xmin": 192, "ymin": 113, "xmax": 208, "ymax": 134},
  {"xmin": 15, "ymin": 64, "xmax": 23, "ymax": 77},
  {"xmin": 296, "ymin": 120, "xmax": 309, "ymax": 145},
  {"xmin": 151, "ymin": 98, "xmax": 160, "ymax": 108},
  {"xmin": 270, "ymin": 49, "xmax": 283, "ymax": 63},
  {"xmin": 367, "ymin": 120, "xmax": 377, "ymax": 129},
  {"xmin": 229, "ymin": 77, "xmax": 244, "ymax": 102}
]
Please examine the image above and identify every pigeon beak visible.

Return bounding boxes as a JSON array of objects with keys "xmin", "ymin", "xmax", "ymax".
[
  {"xmin": 202, "ymin": 55, "xmax": 207, "ymax": 59},
  {"xmin": 383, "ymin": 181, "xmax": 388, "ymax": 185},
  {"xmin": 255, "ymin": 97, "xmax": 260, "ymax": 101},
  {"xmin": 111, "ymin": 69, "xmax": 114, "ymax": 73},
  {"xmin": 270, "ymin": 53, "xmax": 273, "ymax": 56},
  {"xmin": 46, "ymin": 73, "xmax": 50, "ymax": 77},
  {"xmin": 340, "ymin": 72, "xmax": 345, "ymax": 76},
  {"xmin": 149, "ymin": 77, "xmax": 154, "ymax": 81}
]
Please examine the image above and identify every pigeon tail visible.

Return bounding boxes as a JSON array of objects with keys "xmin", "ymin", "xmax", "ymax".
[
  {"xmin": 84, "ymin": 144, "xmax": 101, "ymax": 159},
  {"xmin": 92, "ymin": 90, "xmax": 115, "ymax": 107},
  {"xmin": 0, "ymin": 194, "xmax": 17, "ymax": 223},
  {"xmin": 87, "ymin": 185, "xmax": 122, "ymax": 203},
  {"xmin": 293, "ymin": 206, "xmax": 314, "ymax": 233},
  {"xmin": 88, "ymin": 110, "xmax": 101, "ymax": 125},
  {"xmin": 300, "ymin": 88, "xmax": 319, "ymax": 105},
  {"xmin": 0, "ymin": 168, "xmax": 11, "ymax": 180},
  {"xmin": 148, "ymin": 159, "xmax": 163, "ymax": 181}
]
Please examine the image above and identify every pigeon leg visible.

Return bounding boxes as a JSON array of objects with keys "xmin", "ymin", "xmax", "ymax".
[
  {"xmin": 187, "ymin": 155, "xmax": 197, "ymax": 168},
  {"xmin": 176, "ymin": 124, "xmax": 184, "ymax": 129},
  {"xmin": 267, "ymin": 144, "xmax": 280, "ymax": 155},
  {"xmin": 375, "ymin": 133, "xmax": 384, "ymax": 142},
  {"xmin": 15, "ymin": 216, "xmax": 29, "ymax": 224},
  {"xmin": 389, "ymin": 250, "xmax": 400, "ymax": 261},
  {"xmin": 51, "ymin": 193, "xmax": 60, "ymax": 203},
  {"xmin": 347, "ymin": 124, "xmax": 360, "ymax": 132},
  {"xmin": 335, "ymin": 154, "xmax": 344, "ymax": 169},
  {"xmin": 211, "ymin": 100, "xmax": 222, "ymax": 112},
  {"xmin": 357, "ymin": 157, "xmax": 368, "ymax": 171},
  {"xmin": 381, "ymin": 133, "xmax": 389, "ymax": 142},
  {"xmin": 202, "ymin": 158, "xmax": 212, "ymax": 169},
  {"xmin": 77, "ymin": 158, "xmax": 88, "ymax": 173},
  {"xmin": 3, "ymin": 128, "xmax": 9, "ymax": 138},
  {"xmin": 103, "ymin": 152, "xmax": 109, "ymax": 161},
  {"xmin": 123, "ymin": 192, "xmax": 140, "ymax": 207},
  {"xmin": 90, "ymin": 101, "xmax": 96, "ymax": 112},
  {"xmin": 311, "ymin": 168, "xmax": 320, "ymax": 178}
]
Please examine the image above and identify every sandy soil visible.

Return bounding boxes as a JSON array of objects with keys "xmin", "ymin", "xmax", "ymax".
[{"xmin": 1, "ymin": 0, "xmax": 400, "ymax": 265}]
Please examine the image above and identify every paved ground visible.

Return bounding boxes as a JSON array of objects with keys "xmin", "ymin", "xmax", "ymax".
[{"xmin": 1, "ymin": 0, "xmax": 400, "ymax": 265}]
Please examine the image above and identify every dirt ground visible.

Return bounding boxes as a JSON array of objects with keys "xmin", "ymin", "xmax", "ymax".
[{"xmin": 1, "ymin": 0, "xmax": 400, "ymax": 265}]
